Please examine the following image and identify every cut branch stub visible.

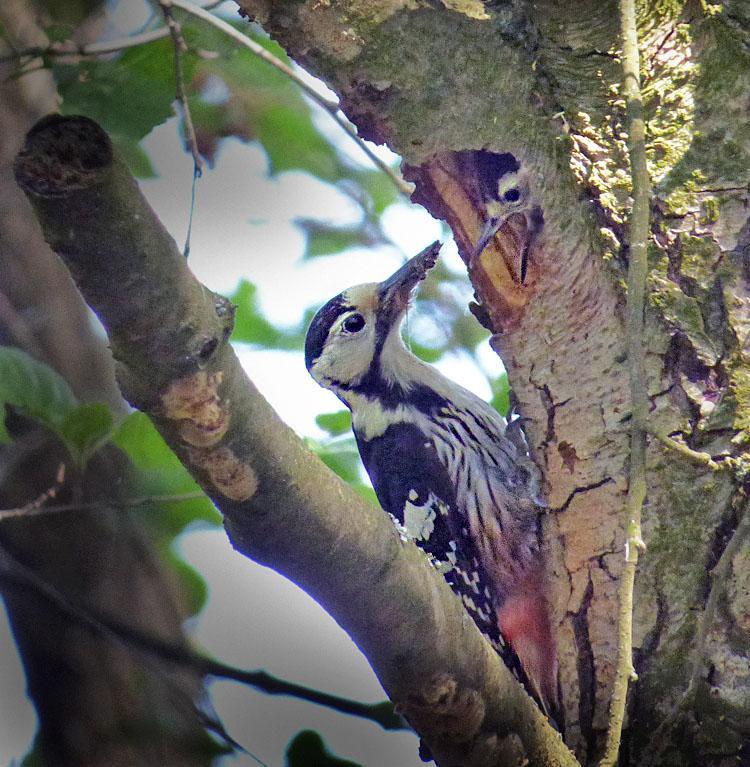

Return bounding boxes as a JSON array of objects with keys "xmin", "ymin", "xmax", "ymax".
[
  {"xmin": 13, "ymin": 114, "xmax": 235, "ymax": 402},
  {"xmin": 14, "ymin": 114, "xmax": 579, "ymax": 767}
]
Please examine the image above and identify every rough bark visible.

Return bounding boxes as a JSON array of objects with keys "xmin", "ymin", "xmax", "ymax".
[
  {"xmin": 0, "ymin": 5, "xmax": 213, "ymax": 764},
  {"xmin": 14, "ymin": 114, "xmax": 578, "ymax": 767},
  {"xmin": 233, "ymin": 1, "xmax": 750, "ymax": 764}
]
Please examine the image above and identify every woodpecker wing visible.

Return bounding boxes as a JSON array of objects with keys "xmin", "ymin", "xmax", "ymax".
[
  {"xmin": 426, "ymin": 401, "xmax": 543, "ymax": 590},
  {"xmin": 355, "ymin": 422, "xmax": 498, "ymax": 634}
]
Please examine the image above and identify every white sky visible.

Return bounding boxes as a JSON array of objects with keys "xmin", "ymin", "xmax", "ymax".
[{"xmin": 0, "ymin": 4, "xmax": 505, "ymax": 765}]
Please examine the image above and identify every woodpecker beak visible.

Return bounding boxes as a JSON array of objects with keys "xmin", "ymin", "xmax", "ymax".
[
  {"xmin": 378, "ymin": 240, "xmax": 441, "ymax": 320},
  {"xmin": 474, "ymin": 215, "xmax": 507, "ymax": 259}
]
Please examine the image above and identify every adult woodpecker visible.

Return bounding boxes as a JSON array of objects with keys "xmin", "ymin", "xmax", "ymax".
[{"xmin": 304, "ymin": 241, "xmax": 558, "ymax": 713}]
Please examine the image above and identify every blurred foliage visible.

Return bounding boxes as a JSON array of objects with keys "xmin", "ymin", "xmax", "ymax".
[
  {"xmin": 0, "ymin": 346, "xmax": 114, "ymax": 468},
  {"xmin": 112, "ymin": 411, "xmax": 221, "ymax": 615},
  {"xmin": 296, "ymin": 218, "xmax": 388, "ymax": 259},
  {"xmin": 285, "ymin": 730, "xmax": 363, "ymax": 767},
  {"xmin": 0, "ymin": 346, "xmax": 219, "ymax": 616},
  {"xmin": 491, "ymin": 373, "xmax": 511, "ymax": 417},
  {"xmin": 230, "ymin": 279, "xmax": 306, "ymax": 348},
  {"xmin": 315, "ymin": 410, "xmax": 352, "ymax": 437}
]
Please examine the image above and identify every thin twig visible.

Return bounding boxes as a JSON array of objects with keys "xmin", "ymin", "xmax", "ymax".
[
  {"xmin": 0, "ymin": 491, "xmax": 207, "ymax": 522},
  {"xmin": 642, "ymin": 496, "xmax": 750, "ymax": 764},
  {"xmin": 0, "ymin": 540, "xmax": 244, "ymax": 755},
  {"xmin": 0, "ymin": 26, "xmax": 168, "ymax": 64},
  {"xmin": 0, "ymin": 541, "xmax": 406, "ymax": 732},
  {"xmin": 0, "ymin": 1, "xmax": 226, "ymax": 64},
  {"xmin": 160, "ymin": 0, "xmax": 203, "ymax": 257},
  {"xmin": 601, "ymin": 0, "xmax": 651, "ymax": 764},
  {"xmin": 8, "ymin": 463, "xmax": 66, "ymax": 514},
  {"xmin": 647, "ymin": 425, "xmax": 721, "ymax": 471},
  {"xmin": 166, "ymin": 0, "xmax": 413, "ymax": 198}
]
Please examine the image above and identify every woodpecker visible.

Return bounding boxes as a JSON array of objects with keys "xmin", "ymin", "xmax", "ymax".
[
  {"xmin": 459, "ymin": 150, "xmax": 543, "ymax": 283},
  {"xmin": 304, "ymin": 241, "xmax": 558, "ymax": 714}
]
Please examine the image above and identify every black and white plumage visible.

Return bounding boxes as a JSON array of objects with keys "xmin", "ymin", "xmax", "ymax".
[{"xmin": 304, "ymin": 242, "xmax": 557, "ymax": 712}]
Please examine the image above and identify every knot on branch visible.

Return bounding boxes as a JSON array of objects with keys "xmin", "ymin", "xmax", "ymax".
[
  {"xmin": 14, "ymin": 115, "xmax": 112, "ymax": 197},
  {"xmin": 397, "ymin": 673, "xmax": 485, "ymax": 742},
  {"xmin": 161, "ymin": 370, "xmax": 229, "ymax": 447},
  {"xmin": 187, "ymin": 446, "xmax": 258, "ymax": 502}
]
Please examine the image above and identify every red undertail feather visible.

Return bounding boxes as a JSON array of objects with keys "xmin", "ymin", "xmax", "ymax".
[{"xmin": 497, "ymin": 587, "xmax": 558, "ymax": 715}]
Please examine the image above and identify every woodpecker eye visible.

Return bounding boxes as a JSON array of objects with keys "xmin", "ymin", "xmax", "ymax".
[
  {"xmin": 504, "ymin": 187, "xmax": 521, "ymax": 203},
  {"xmin": 342, "ymin": 313, "xmax": 365, "ymax": 333}
]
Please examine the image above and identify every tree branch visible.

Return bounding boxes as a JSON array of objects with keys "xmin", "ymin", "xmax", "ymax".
[
  {"xmin": 646, "ymin": 425, "xmax": 721, "ymax": 471},
  {"xmin": 14, "ymin": 114, "xmax": 579, "ymax": 767},
  {"xmin": 601, "ymin": 1, "xmax": 651, "ymax": 764}
]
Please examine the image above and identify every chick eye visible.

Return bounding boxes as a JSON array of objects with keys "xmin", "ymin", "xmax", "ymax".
[
  {"xmin": 342, "ymin": 313, "xmax": 365, "ymax": 333},
  {"xmin": 503, "ymin": 187, "xmax": 521, "ymax": 203}
]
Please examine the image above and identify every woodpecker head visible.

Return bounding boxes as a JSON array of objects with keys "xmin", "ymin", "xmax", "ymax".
[
  {"xmin": 305, "ymin": 241, "xmax": 441, "ymax": 395},
  {"xmin": 474, "ymin": 153, "xmax": 530, "ymax": 259}
]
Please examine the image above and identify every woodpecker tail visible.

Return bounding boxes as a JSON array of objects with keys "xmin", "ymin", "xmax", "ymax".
[{"xmin": 497, "ymin": 582, "xmax": 559, "ymax": 720}]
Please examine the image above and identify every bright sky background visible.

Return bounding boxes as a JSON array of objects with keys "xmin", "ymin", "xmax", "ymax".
[{"xmin": 0, "ymin": 3, "xmax": 505, "ymax": 765}]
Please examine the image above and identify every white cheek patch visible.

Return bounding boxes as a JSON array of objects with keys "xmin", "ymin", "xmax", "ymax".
[{"xmin": 314, "ymin": 320, "xmax": 376, "ymax": 387}]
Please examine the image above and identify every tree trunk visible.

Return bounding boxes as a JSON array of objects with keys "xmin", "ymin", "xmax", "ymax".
[
  {"xmin": 236, "ymin": 2, "xmax": 750, "ymax": 764},
  {"xmin": 0, "ymin": 4, "xmax": 214, "ymax": 764}
]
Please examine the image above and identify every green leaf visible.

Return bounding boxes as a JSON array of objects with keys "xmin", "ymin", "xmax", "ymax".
[
  {"xmin": 53, "ymin": 36, "xmax": 194, "ymax": 142},
  {"xmin": 165, "ymin": 547, "xmax": 210, "ymax": 615},
  {"xmin": 0, "ymin": 347, "xmax": 120, "ymax": 466},
  {"xmin": 315, "ymin": 410, "xmax": 352, "ymax": 437},
  {"xmin": 230, "ymin": 280, "xmax": 303, "ymax": 349},
  {"xmin": 306, "ymin": 436, "xmax": 361, "ymax": 485},
  {"xmin": 59, "ymin": 403, "xmax": 115, "ymax": 468},
  {"xmin": 297, "ymin": 218, "xmax": 384, "ymax": 259},
  {"xmin": 114, "ymin": 135, "xmax": 157, "ymax": 178},
  {"xmin": 192, "ymin": 25, "xmax": 350, "ymax": 182},
  {"xmin": 0, "ymin": 346, "xmax": 77, "ymax": 443},
  {"xmin": 408, "ymin": 339, "xmax": 445, "ymax": 364},
  {"xmin": 286, "ymin": 730, "xmax": 363, "ymax": 767},
  {"xmin": 256, "ymin": 104, "xmax": 342, "ymax": 181},
  {"xmin": 112, "ymin": 412, "xmax": 221, "ymax": 533},
  {"xmin": 45, "ymin": 23, "xmax": 74, "ymax": 44},
  {"xmin": 351, "ymin": 167, "xmax": 401, "ymax": 215},
  {"xmin": 490, "ymin": 373, "xmax": 511, "ymax": 417},
  {"xmin": 113, "ymin": 412, "xmax": 219, "ymax": 618}
]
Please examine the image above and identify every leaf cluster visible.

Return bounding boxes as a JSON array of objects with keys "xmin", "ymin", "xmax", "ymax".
[{"xmin": 0, "ymin": 347, "xmax": 219, "ymax": 616}]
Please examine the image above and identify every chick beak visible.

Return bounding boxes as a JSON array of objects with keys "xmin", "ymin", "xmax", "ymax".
[
  {"xmin": 378, "ymin": 240, "xmax": 441, "ymax": 323},
  {"xmin": 474, "ymin": 215, "xmax": 507, "ymax": 259}
]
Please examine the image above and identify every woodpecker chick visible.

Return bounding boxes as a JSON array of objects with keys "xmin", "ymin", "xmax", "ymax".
[
  {"xmin": 305, "ymin": 242, "xmax": 558, "ymax": 714},
  {"xmin": 467, "ymin": 150, "xmax": 543, "ymax": 284}
]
